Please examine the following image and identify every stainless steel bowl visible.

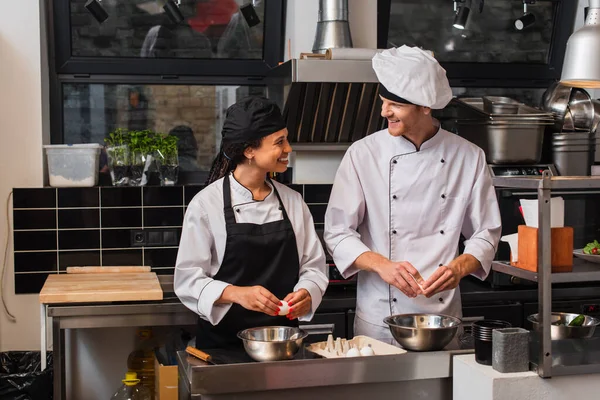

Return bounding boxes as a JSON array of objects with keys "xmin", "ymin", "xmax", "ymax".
[
  {"xmin": 237, "ymin": 326, "xmax": 308, "ymax": 362},
  {"xmin": 528, "ymin": 312, "xmax": 600, "ymax": 340},
  {"xmin": 541, "ymin": 81, "xmax": 573, "ymax": 130},
  {"xmin": 384, "ymin": 314, "xmax": 462, "ymax": 352},
  {"xmin": 569, "ymin": 88, "xmax": 594, "ymax": 131}
]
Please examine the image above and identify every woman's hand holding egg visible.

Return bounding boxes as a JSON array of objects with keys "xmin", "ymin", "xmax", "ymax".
[{"xmin": 282, "ymin": 289, "xmax": 312, "ymax": 320}]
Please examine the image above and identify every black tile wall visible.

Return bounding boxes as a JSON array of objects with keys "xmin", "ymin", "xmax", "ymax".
[
  {"xmin": 143, "ymin": 207, "xmax": 184, "ymax": 227},
  {"xmin": 14, "ymin": 252, "xmax": 57, "ymax": 273},
  {"xmin": 12, "ymin": 184, "xmax": 334, "ymax": 294},
  {"xmin": 58, "ymin": 209, "xmax": 100, "ymax": 229},
  {"xmin": 13, "ymin": 189, "xmax": 56, "ymax": 209},
  {"xmin": 184, "ymin": 185, "xmax": 204, "ymax": 205},
  {"xmin": 101, "ymin": 187, "xmax": 141, "ymax": 207},
  {"xmin": 15, "ymin": 273, "xmax": 54, "ymax": 294},
  {"xmin": 59, "ymin": 230, "xmax": 100, "ymax": 250},
  {"xmin": 13, "ymin": 210, "xmax": 56, "ymax": 230},
  {"xmin": 144, "ymin": 187, "xmax": 183, "ymax": 206},
  {"xmin": 14, "ymin": 231, "xmax": 57, "ymax": 251},
  {"xmin": 101, "ymin": 208, "xmax": 143, "ymax": 228},
  {"xmin": 58, "ymin": 188, "xmax": 99, "ymax": 207},
  {"xmin": 102, "ymin": 249, "xmax": 143, "ymax": 266},
  {"xmin": 59, "ymin": 251, "xmax": 101, "ymax": 270}
]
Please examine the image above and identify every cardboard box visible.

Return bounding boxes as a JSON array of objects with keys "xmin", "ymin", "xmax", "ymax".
[
  {"xmin": 154, "ymin": 354, "xmax": 178, "ymax": 400},
  {"xmin": 514, "ymin": 225, "xmax": 574, "ymax": 273}
]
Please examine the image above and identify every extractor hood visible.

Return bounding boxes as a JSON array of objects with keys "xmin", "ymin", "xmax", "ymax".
[{"xmin": 267, "ymin": 59, "xmax": 387, "ymax": 144}]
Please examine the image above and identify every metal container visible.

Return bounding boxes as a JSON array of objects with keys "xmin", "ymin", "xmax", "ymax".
[
  {"xmin": 455, "ymin": 122, "xmax": 546, "ymax": 164},
  {"xmin": 528, "ymin": 312, "xmax": 600, "ymax": 340},
  {"xmin": 553, "ymin": 148, "xmax": 595, "ymax": 176},
  {"xmin": 569, "ymin": 88, "xmax": 594, "ymax": 131},
  {"xmin": 237, "ymin": 326, "xmax": 308, "ymax": 362},
  {"xmin": 541, "ymin": 81, "xmax": 573, "ymax": 131},
  {"xmin": 383, "ymin": 314, "xmax": 461, "ymax": 352},
  {"xmin": 483, "ymin": 96, "xmax": 520, "ymax": 114}
]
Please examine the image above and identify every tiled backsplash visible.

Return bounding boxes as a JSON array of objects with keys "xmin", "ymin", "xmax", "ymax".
[{"xmin": 12, "ymin": 184, "xmax": 332, "ymax": 294}]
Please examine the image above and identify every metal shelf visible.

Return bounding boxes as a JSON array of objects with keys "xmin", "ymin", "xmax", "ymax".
[
  {"xmin": 493, "ymin": 176, "xmax": 600, "ymax": 190},
  {"xmin": 492, "ymin": 261, "xmax": 600, "ymax": 283}
]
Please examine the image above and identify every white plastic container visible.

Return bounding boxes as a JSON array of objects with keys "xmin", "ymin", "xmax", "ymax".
[{"xmin": 44, "ymin": 144, "xmax": 102, "ymax": 187}]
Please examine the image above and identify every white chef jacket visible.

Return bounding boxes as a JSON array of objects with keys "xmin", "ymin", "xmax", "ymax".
[
  {"xmin": 175, "ymin": 174, "xmax": 329, "ymax": 326},
  {"xmin": 324, "ymin": 127, "xmax": 501, "ymax": 327}
]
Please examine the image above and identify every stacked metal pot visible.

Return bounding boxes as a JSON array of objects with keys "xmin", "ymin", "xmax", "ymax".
[{"xmin": 541, "ymin": 82, "xmax": 600, "ymax": 176}]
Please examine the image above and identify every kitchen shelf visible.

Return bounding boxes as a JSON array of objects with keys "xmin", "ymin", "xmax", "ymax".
[
  {"xmin": 492, "ymin": 261, "xmax": 600, "ymax": 283},
  {"xmin": 493, "ymin": 176, "xmax": 600, "ymax": 190},
  {"xmin": 529, "ymin": 337, "xmax": 600, "ymax": 376}
]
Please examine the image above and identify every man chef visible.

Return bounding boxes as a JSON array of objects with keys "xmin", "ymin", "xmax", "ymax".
[{"xmin": 324, "ymin": 46, "xmax": 502, "ymax": 340}]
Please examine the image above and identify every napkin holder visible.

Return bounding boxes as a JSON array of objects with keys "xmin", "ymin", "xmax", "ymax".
[{"xmin": 513, "ymin": 225, "xmax": 573, "ymax": 273}]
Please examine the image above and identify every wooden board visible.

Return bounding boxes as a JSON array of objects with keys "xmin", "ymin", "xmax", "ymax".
[
  {"xmin": 66, "ymin": 266, "xmax": 150, "ymax": 274},
  {"xmin": 39, "ymin": 273, "xmax": 163, "ymax": 304}
]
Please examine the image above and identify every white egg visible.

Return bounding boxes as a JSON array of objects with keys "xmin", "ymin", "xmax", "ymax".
[
  {"xmin": 278, "ymin": 301, "xmax": 290, "ymax": 316},
  {"xmin": 360, "ymin": 346, "xmax": 375, "ymax": 356},
  {"xmin": 346, "ymin": 348, "xmax": 361, "ymax": 357}
]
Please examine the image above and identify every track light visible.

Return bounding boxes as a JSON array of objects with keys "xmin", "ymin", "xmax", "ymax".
[
  {"xmin": 85, "ymin": 0, "xmax": 108, "ymax": 24},
  {"xmin": 453, "ymin": 5, "xmax": 470, "ymax": 30},
  {"xmin": 163, "ymin": 0, "xmax": 185, "ymax": 25},
  {"xmin": 514, "ymin": 1, "xmax": 536, "ymax": 31}
]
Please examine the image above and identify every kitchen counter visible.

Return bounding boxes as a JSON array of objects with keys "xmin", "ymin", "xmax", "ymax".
[{"xmin": 177, "ymin": 346, "xmax": 473, "ymax": 400}]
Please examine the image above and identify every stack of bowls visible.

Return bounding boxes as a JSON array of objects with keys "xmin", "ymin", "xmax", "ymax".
[
  {"xmin": 472, "ymin": 320, "xmax": 512, "ymax": 365},
  {"xmin": 552, "ymin": 131, "xmax": 596, "ymax": 176}
]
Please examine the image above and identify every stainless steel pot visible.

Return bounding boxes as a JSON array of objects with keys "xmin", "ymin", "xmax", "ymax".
[
  {"xmin": 384, "ymin": 314, "xmax": 461, "ymax": 352},
  {"xmin": 237, "ymin": 326, "xmax": 308, "ymax": 362},
  {"xmin": 542, "ymin": 81, "xmax": 572, "ymax": 131}
]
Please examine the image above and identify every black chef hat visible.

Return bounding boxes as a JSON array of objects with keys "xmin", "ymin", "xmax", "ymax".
[{"xmin": 221, "ymin": 96, "xmax": 286, "ymax": 144}]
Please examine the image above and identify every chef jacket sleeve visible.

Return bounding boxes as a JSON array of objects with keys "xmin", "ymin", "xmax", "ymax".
[
  {"xmin": 174, "ymin": 199, "xmax": 233, "ymax": 325},
  {"xmin": 324, "ymin": 148, "xmax": 372, "ymax": 279},
  {"xmin": 461, "ymin": 150, "xmax": 502, "ymax": 280},
  {"xmin": 294, "ymin": 200, "xmax": 330, "ymax": 322}
]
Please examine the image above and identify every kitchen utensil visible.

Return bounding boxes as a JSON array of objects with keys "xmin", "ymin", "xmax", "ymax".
[
  {"xmin": 592, "ymin": 99, "xmax": 600, "ymax": 133},
  {"xmin": 573, "ymin": 249, "xmax": 600, "ymax": 264},
  {"xmin": 527, "ymin": 312, "xmax": 600, "ymax": 340},
  {"xmin": 185, "ymin": 346, "xmax": 217, "ymax": 365},
  {"xmin": 569, "ymin": 88, "xmax": 594, "ymax": 131},
  {"xmin": 482, "ymin": 96, "xmax": 521, "ymax": 114},
  {"xmin": 563, "ymin": 107, "xmax": 575, "ymax": 131},
  {"xmin": 553, "ymin": 147, "xmax": 594, "ymax": 176},
  {"xmin": 383, "ymin": 314, "xmax": 461, "ymax": 352},
  {"xmin": 541, "ymin": 81, "xmax": 573, "ymax": 130},
  {"xmin": 66, "ymin": 266, "xmax": 151, "ymax": 274},
  {"xmin": 472, "ymin": 320, "xmax": 512, "ymax": 365},
  {"xmin": 237, "ymin": 326, "xmax": 308, "ymax": 362}
]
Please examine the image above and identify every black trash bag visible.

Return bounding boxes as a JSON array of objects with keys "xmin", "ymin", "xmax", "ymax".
[{"xmin": 0, "ymin": 352, "xmax": 53, "ymax": 400}]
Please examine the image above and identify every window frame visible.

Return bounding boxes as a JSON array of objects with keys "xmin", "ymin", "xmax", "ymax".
[
  {"xmin": 49, "ymin": 0, "xmax": 286, "ymax": 77},
  {"xmin": 377, "ymin": 0, "xmax": 578, "ymax": 88}
]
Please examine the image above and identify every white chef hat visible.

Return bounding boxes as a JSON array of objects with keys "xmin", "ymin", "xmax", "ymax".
[{"xmin": 372, "ymin": 46, "xmax": 453, "ymax": 110}]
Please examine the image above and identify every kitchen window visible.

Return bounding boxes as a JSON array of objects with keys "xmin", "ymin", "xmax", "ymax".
[{"xmin": 377, "ymin": 0, "xmax": 577, "ymax": 86}]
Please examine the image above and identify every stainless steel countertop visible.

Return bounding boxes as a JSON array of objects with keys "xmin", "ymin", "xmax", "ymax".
[{"xmin": 178, "ymin": 346, "xmax": 474, "ymax": 395}]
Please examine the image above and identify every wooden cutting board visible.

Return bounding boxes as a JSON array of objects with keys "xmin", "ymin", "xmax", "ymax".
[
  {"xmin": 39, "ymin": 272, "xmax": 163, "ymax": 304},
  {"xmin": 66, "ymin": 266, "xmax": 151, "ymax": 274}
]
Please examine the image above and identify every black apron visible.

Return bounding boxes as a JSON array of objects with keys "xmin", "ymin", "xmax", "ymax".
[{"xmin": 196, "ymin": 174, "xmax": 300, "ymax": 349}]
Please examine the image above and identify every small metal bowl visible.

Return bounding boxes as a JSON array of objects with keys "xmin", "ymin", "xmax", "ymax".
[
  {"xmin": 528, "ymin": 312, "xmax": 600, "ymax": 340},
  {"xmin": 237, "ymin": 326, "xmax": 308, "ymax": 362},
  {"xmin": 384, "ymin": 314, "xmax": 462, "ymax": 352}
]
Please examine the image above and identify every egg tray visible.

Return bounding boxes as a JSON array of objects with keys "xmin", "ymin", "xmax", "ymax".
[{"xmin": 306, "ymin": 335, "xmax": 407, "ymax": 358}]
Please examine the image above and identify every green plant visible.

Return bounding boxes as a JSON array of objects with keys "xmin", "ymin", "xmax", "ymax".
[
  {"xmin": 104, "ymin": 128, "xmax": 129, "ymax": 147},
  {"xmin": 128, "ymin": 130, "xmax": 156, "ymax": 159},
  {"xmin": 153, "ymin": 134, "xmax": 179, "ymax": 164}
]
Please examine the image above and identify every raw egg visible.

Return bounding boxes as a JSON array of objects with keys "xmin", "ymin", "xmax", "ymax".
[
  {"xmin": 360, "ymin": 346, "xmax": 375, "ymax": 356},
  {"xmin": 278, "ymin": 300, "xmax": 290, "ymax": 316}
]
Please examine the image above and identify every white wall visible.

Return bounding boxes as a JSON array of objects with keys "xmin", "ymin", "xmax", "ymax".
[{"xmin": 0, "ymin": 0, "xmax": 48, "ymax": 352}]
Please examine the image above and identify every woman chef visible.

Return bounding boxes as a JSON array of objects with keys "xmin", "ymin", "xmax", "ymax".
[{"xmin": 175, "ymin": 96, "xmax": 329, "ymax": 349}]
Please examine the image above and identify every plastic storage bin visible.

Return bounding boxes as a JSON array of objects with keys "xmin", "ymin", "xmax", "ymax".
[{"xmin": 44, "ymin": 144, "xmax": 102, "ymax": 187}]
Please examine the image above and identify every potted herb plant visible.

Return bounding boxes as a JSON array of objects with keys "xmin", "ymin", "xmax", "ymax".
[
  {"xmin": 153, "ymin": 134, "xmax": 179, "ymax": 186},
  {"xmin": 104, "ymin": 128, "xmax": 131, "ymax": 186},
  {"xmin": 128, "ymin": 130, "xmax": 155, "ymax": 186}
]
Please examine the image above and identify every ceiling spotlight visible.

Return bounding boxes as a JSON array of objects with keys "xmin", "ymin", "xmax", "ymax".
[
  {"xmin": 514, "ymin": 1, "xmax": 536, "ymax": 31},
  {"xmin": 163, "ymin": 0, "xmax": 185, "ymax": 25},
  {"xmin": 85, "ymin": 0, "xmax": 108, "ymax": 24},
  {"xmin": 453, "ymin": 5, "xmax": 470, "ymax": 30}
]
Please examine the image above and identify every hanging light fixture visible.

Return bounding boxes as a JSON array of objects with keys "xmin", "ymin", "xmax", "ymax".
[
  {"xmin": 163, "ymin": 0, "xmax": 185, "ymax": 25},
  {"xmin": 453, "ymin": 0, "xmax": 470, "ymax": 30},
  {"xmin": 514, "ymin": 0, "xmax": 536, "ymax": 31},
  {"xmin": 85, "ymin": 0, "xmax": 109, "ymax": 24},
  {"xmin": 561, "ymin": 0, "xmax": 600, "ymax": 88}
]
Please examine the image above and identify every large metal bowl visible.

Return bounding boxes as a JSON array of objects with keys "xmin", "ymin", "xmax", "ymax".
[
  {"xmin": 384, "ymin": 314, "xmax": 462, "ymax": 352},
  {"xmin": 237, "ymin": 326, "xmax": 308, "ymax": 362},
  {"xmin": 528, "ymin": 312, "xmax": 600, "ymax": 340}
]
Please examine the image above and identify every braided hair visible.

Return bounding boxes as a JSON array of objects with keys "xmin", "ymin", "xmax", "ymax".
[{"xmin": 205, "ymin": 139, "xmax": 263, "ymax": 185}]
